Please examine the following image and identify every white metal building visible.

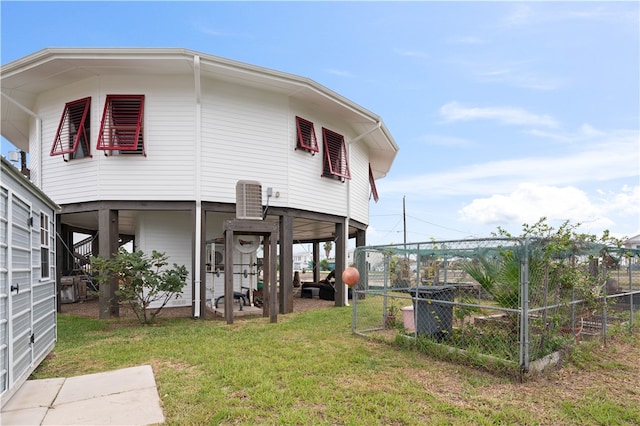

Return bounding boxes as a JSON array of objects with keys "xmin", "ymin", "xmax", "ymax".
[{"xmin": 1, "ymin": 156, "xmax": 59, "ymax": 405}]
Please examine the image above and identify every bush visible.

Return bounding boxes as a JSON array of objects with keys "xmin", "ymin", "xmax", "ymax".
[{"xmin": 91, "ymin": 248, "xmax": 188, "ymax": 324}]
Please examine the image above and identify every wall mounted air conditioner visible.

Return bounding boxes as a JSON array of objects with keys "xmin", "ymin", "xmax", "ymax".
[{"xmin": 236, "ymin": 180, "xmax": 263, "ymax": 220}]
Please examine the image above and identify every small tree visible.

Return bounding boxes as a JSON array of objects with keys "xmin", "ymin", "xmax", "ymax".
[
  {"xmin": 91, "ymin": 248, "xmax": 188, "ymax": 324},
  {"xmin": 323, "ymin": 241, "xmax": 333, "ymax": 260}
]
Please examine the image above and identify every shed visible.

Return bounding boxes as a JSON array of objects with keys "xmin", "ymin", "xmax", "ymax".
[{"xmin": 1, "ymin": 156, "xmax": 59, "ymax": 406}]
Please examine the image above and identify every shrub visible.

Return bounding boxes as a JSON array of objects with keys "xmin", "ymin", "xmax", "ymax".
[{"xmin": 91, "ymin": 248, "xmax": 188, "ymax": 324}]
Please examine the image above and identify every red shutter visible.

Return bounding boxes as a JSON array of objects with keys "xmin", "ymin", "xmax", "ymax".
[
  {"xmin": 97, "ymin": 95, "xmax": 145, "ymax": 154},
  {"xmin": 322, "ymin": 128, "xmax": 351, "ymax": 180},
  {"xmin": 50, "ymin": 97, "xmax": 91, "ymax": 157},
  {"xmin": 295, "ymin": 116, "xmax": 319, "ymax": 153},
  {"xmin": 369, "ymin": 164, "xmax": 379, "ymax": 202}
]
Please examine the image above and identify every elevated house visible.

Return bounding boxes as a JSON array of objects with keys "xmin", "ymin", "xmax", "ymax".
[{"xmin": 1, "ymin": 48, "xmax": 398, "ymax": 322}]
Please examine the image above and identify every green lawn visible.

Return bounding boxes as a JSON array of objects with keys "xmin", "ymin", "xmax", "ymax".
[{"xmin": 34, "ymin": 306, "xmax": 640, "ymax": 425}]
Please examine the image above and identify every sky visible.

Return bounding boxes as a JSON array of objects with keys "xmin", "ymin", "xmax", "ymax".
[{"xmin": 2, "ymin": 1, "xmax": 639, "ymax": 246}]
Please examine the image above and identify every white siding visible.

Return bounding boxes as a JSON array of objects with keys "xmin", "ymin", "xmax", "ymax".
[
  {"xmin": 200, "ymin": 79, "xmax": 289, "ymax": 203},
  {"xmin": 95, "ymin": 76, "xmax": 196, "ymax": 201},
  {"xmin": 36, "ymin": 78, "xmax": 99, "ymax": 203},
  {"xmin": 30, "ymin": 72, "xmax": 373, "ymax": 227},
  {"xmin": 36, "ymin": 75, "xmax": 197, "ymax": 204},
  {"xmin": 136, "ymin": 211, "xmax": 193, "ymax": 308},
  {"xmin": 347, "ymin": 141, "xmax": 371, "ymax": 225},
  {"xmin": 286, "ymin": 103, "xmax": 373, "ymax": 220}
]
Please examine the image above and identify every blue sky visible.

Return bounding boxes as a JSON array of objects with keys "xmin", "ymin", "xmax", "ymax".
[{"xmin": 2, "ymin": 1, "xmax": 639, "ymax": 245}]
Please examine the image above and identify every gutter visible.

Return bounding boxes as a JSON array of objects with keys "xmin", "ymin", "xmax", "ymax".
[{"xmin": 193, "ymin": 54, "xmax": 203, "ymax": 318}]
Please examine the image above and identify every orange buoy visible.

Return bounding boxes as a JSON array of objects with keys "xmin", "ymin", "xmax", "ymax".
[{"xmin": 342, "ymin": 267, "xmax": 360, "ymax": 286}]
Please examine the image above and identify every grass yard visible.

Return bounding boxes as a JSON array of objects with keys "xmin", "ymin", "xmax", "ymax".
[{"xmin": 34, "ymin": 306, "xmax": 640, "ymax": 425}]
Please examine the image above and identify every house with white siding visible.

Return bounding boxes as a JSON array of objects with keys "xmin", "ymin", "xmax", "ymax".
[
  {"xmin": 1, "ymin": 48, "xmax": 398, "ymax": 321},
  {"xmin": 1, "ymin": 156, "xmax": 59, "ymax": 405}
]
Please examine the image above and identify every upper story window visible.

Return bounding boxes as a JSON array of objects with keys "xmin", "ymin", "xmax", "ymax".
[
  {"xmin": 97, "ymin": 94, "xmax": 145, "ymax": 156},
  {"xmin": 369, "ymin": 164, "xmax": 379, "ymax": 202},
  {"xmin": 50, "ymin": 97, "xmax": 92, "ymax": 160},
  {"xmin": 322, "ymin": 128, "xmax": 351, "ymax": 181},
  {"xmin": 295, "ymin": 116, "xmax": 319, "ymax": 154},
  {"xmin": 40, "ymin": 212, "xmax": 50, "ymax": 279}
]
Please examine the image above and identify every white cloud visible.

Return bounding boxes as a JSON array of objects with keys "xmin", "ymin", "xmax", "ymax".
[
  {"xmin": 439, "ymin": 102, "xmax": 559, "ymax": 127},
  {"xmin": 196, "ymin": 24, "xmax": 250, "ymax": 38},
  {"xmin": 503, "ymin": 4, "xmax": 534, "ymax": 28},
  {"xmin": 597, "ymin": 185, "xmax": 640, "ymax": 218},
  {"xmin": 394, "ymin": 48, "xmax": 429, "ymax": 58},
  {"xmin": 447, "ymin": 36, "xmax": 485, "ymax": 45},
  {"xmin": 528, "ymin": 123, "xmax": 607, "ymax": 143},
  {"xmin": 380, "ymin": 129, "xmax": 639, "ymax": 198},
  {"xmin": 458, "ymin": 183, "xmax": 610, "ymax": 228},
  {"xmin": 419, "ymin": 134, "xmax": 473, "ymax": 147},
  {"xmin": 325, "ymin": 68, "xmax": 351, "ymax": 77},
  {"xmin": 478, "ymin": 66, "xmax": 562, "ymax": 91}
]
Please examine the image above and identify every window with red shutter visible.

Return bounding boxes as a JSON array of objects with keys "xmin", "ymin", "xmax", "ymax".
[
  {"xmin": 50, "ymin": 97, "xmax": 91, "ymax": 160},
  {"xmin": 369, "ymin": 164, "xmax": 379, "ymax": 202},
  {"xmin": 322, "ymin": 128, "xmax": 351, "ymax": 181},
  {"xmin": 295, "ymin": 116, "xmax": 319, "ymax": 153},
  {"xmin": 97, "ymin": 95, "xmax": 145, "ymax": 155}
]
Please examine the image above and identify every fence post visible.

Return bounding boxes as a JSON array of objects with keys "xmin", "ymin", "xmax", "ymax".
[
  {"xmin": 520, "ymin": 238, "xmax": 530, "ymax": 372},
  {"xmin": 629, "ymin": 259, "xmax": 635, "ymax": 329},
  {"xmin": 602, "ymin": 259, "xmax": 608, "ymax": 344}
]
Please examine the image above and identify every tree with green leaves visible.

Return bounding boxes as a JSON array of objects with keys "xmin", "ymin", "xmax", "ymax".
[
  {"xmin": 91, "ymin": 248, "xmax": 188, "ymax": 324},
  {"xmin": 323, "ymin": 241, "xmax": 333, "ymax": 260},
  {"xmin": 462, "ymin": 218, "xmax": 621, "ymax": 335}
]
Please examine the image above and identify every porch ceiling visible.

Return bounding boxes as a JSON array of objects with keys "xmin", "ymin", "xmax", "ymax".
[{"xmin": 60, "ymin": 211, "xmax": 355, "ymax": 244}]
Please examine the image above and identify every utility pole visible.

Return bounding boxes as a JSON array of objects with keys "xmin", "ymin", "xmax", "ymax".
[{"xmin": 403, "ymin": 195, "xmax": 407, "ymax": 246}]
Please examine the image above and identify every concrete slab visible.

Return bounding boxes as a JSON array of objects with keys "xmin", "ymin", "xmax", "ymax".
[
  {"xmin": 42, "ymin": 386, "xmax": 165, "ymax": 426},
  {"xmin": 2, "ymin": 378, "xmax": 65, "ymax": 411},
  {"xmin": 54, "ymin": 365, "xmax": 156, "ymax": 405},
  {"xmin": 1, "ymin": 406, "xmax": 49, "ymax": 425},
  {"xmin": 1, "ymin": 365, "xmax": 164, "ymax": 426},
  {"xmin": 211, "ymin": 305, "xmax": 263, "ymax": 318}
]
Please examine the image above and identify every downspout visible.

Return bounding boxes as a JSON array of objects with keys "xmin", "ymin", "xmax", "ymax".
[
  {"xmin": 193, "ymin": 55, "xmax": 203, "ymax": 318},
  {"xmin": 1, "ymin": 92, "xmax": 41, "ymax": 184},
  {"xmin": 344, "ymin": 121, "xmax": 381, "ymax": 306}
]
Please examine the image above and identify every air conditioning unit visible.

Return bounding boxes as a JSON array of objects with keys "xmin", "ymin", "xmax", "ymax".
[{"xmin": 236, "ymin": 180, "xmax": 263, "ymax": 220}]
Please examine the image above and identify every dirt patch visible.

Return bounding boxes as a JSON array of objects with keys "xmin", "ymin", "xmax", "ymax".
[{"xmin": 60, "ymin": 288, "xmax": 335, "ymax": 320}]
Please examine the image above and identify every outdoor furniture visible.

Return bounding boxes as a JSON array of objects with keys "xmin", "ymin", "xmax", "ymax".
[
  {"xmin": 214, "ymin": 290, "xmax": 249, "ymax": 311},
  {"xmin": 301, "ymin": 287, "xmax": 319, "ymax": 298},
  {"xmin": 301, "ymin": 281, "xmax": 353, "ymax": 301}
]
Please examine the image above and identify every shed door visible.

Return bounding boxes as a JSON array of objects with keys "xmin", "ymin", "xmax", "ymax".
[
  {"xmin": 1, "ymin": 190, "xmax": 34, "ymax": 395},
  {"xmin": 0, "ymin": 187, "xmax": 8, "ymax": 393}
]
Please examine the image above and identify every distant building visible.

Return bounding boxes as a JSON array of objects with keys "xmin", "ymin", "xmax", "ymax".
[
  {"xmin": 293, "ymin": 251, "xmax": 312, "ymax": 271},
  {"xmin": 624, "ymin": 234, "xmax": 640, "ymax": 250}
]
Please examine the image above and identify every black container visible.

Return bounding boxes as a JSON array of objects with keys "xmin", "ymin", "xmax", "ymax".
[{"xmin": 406, "ymin": 286, "xmax": 455, "ymax": 340}]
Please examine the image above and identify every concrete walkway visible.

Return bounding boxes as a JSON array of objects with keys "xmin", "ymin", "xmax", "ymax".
[{"xmin": 1, "ymin": 365, "xmax": 165, "ymax": 425}]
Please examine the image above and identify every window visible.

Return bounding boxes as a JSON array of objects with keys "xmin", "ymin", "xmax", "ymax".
[
  {"xmin": 97, "ymin": 94, "xmax": 145, "ymax": 155},
  {"xmin": 40, "ymin": 212, "xmax": 50, "ymax": 279},
  {"xmin": 369, "ymin": 164, "xmax": 379, "ymax": 202},
  {"xmin": 295, "ymin": 116, "xmax": 319, "ymax": 153},
  {"xmin": 50, "ymin": 97, "xmax": 91, "ymax": 160},
  {"xmin": 322, "ymin": 128, "xmax": 351, "ymax": 180}
]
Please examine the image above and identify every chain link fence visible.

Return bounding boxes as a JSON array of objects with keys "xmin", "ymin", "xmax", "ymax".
[{"xmin": 352, "ymin": 238, "xmax": 640, "ymax": 375}]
